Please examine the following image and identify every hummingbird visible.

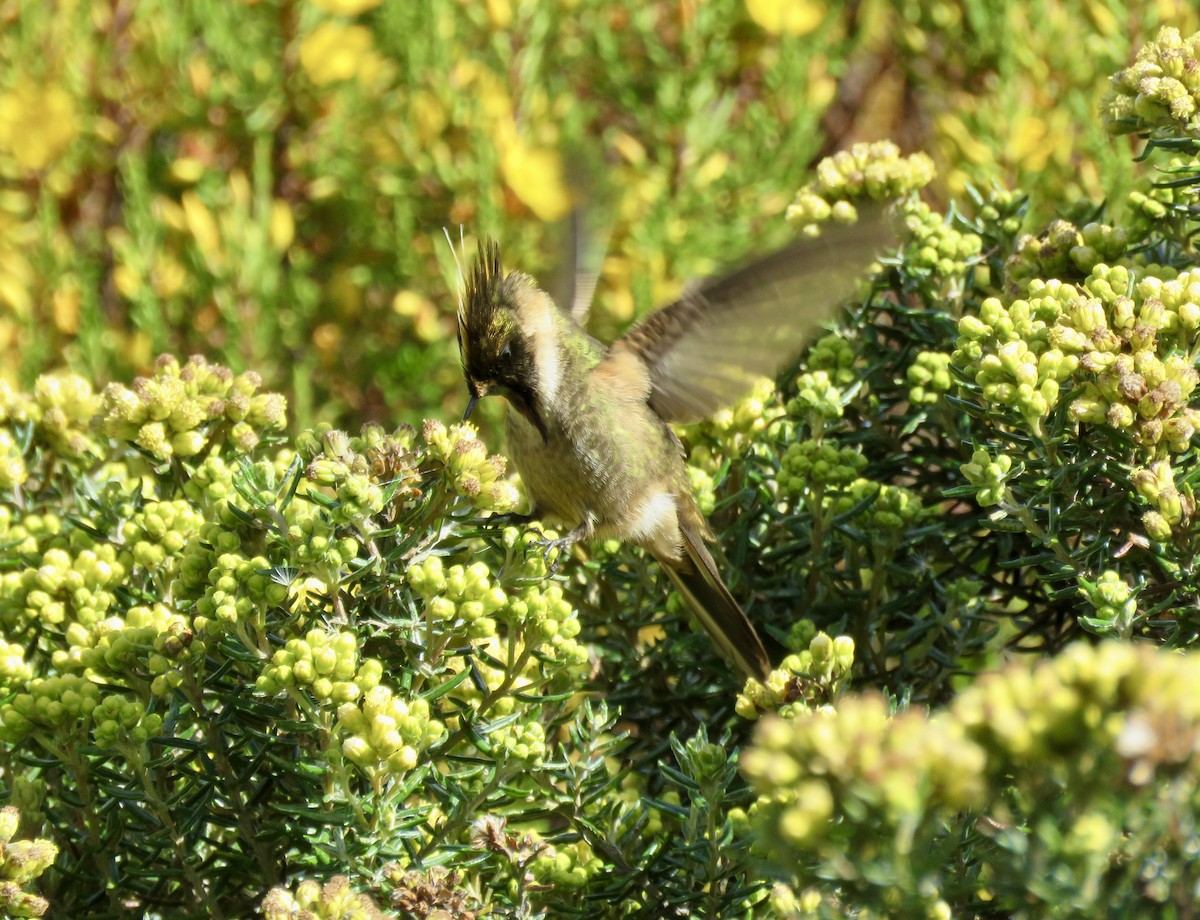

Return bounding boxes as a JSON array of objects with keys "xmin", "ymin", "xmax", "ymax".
[{"xmin": 456, "ymin": 208, "xmax": 893, "ymax": 679}]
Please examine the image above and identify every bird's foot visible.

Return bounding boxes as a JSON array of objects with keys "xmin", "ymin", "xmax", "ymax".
[
  {"xmin": 529, "ymin": 531, "xmax": 574, "ymax": 574},
  {"xmin": 529, "ymin": 522, "xmax": 590, "ymax": 574}
]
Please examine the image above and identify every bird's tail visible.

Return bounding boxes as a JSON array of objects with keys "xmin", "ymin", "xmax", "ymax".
[{"xmin": 656, "ymin": 527, "xmax": 772, "ymax": 681}]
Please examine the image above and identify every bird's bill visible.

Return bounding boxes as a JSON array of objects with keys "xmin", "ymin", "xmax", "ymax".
[{"xmin": 463, "ymin": 393, "xmax": 480, "ymax": 422}]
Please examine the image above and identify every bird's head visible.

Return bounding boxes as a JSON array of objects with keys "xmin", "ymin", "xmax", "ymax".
[{"xmin": 457, "ymin": 239, "xmax": 550, "ymax": 440}]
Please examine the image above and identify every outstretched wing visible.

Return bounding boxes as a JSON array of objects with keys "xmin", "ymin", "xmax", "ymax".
[{"xmin": 613, "ymin": 205, "xmax": 895, "ymax": 423}]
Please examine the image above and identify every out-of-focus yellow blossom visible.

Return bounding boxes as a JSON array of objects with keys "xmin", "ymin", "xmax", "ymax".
[
  {"xmin": 329, "ymin": 265, "xmax": 363, "ymax": 317},
  {"xmin": 694, "ymin": 152, "xmax": 730, "ymax": 187},
  {"xmin": 187, "ymin": 55, "xmax": 212, "ymax": 96},
  {"xmin": 51, "ymin": 282, "xmax": 80, "ymax": 335},
  {"xmin": 269, "ymin": 200, "xmax": 295, "ymax": 252},
  {"xmin": 0, "ymin": 244, "xmax": 35, "ymax": 319},
  {"xmin": 309, "ymin": 0, "xmax": 382, "ymax": 14},
  {"xmin": 500, "ymin": 137, "xmax": 571, "ymax": 222},
  {"xmin": 599, "ymin": 254, "xmax": 637, "ymax": 324},
  {"xmin": 228, "ymin": 168, "xmax": 252, "ymax": 208},
  {"xmin": 1007, "ymin": 112, "xmax": 1056, "ymax": 174},
  {"xmin": 611, "ymin": 131, "xmax": 647, "ymax": 166},
  {"xmin": 312, "ymin": 322, "xmax": 343, "ymax": 361},
  {"xmin": 0, "ymin": 79, "xmax": 79, "ymax": 172},
  {"xmin": 0, "ymin": 193, "xmax": 35, "ymax": 315},
  {"xmin": 744, "ymin": 0, "xmax": 824, "ymax": 36},
  {"xmin": 168, "ymin": 156, "xmax": 206, "ymax": 184},
  {"xmin": 181, "ymin": 191, "xmax": 224, "ymax": 272},
  {"xmin": 392, "ymin": 290, "xmax": 442, "ymax": 343},
  {"xmin": 486, "ymin": 0, "xmax": 513, "ymax": 29},
  {"xmin": 409, "ymin": 90, "xmax": 447, "ymax": 146},
  {"xmin": 454, "ymin": 61, "xmax": 513, "ymax": 125},
  {"xmin": 299, "ymin": 22, "xmax": 380, "ymax": 86},
  {"xmin": 935, "ymin": 112, "xmax": 992, "ymax": 169}
]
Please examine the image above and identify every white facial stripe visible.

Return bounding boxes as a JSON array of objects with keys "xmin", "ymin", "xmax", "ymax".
[{"xmin": 518, "ymin": 290, "xmax": 560, "ymax": 405}]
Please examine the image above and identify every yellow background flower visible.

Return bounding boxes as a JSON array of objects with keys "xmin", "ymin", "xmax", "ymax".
[
  {"xmin": 299, "ymin": 22, "xmax": 380, "ymax": 85},
  {"xmin": 745, "ymin": 0, "xmax": 825, "ymax": 36},
  {"xmin": 0, "ymin": 80, "xmax": 79, "ymax": 172},
  {"xmin": 309, "ymin": 0, "xmax": 383, "ymax": 14}
]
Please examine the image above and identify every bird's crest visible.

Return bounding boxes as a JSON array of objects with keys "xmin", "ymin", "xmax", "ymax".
[
  {"xmin": 461, "ymin": 238, "xmax": 504, "ymax": 331},
  {"xmin": 456, "ymin": 238, "xmax": 505, "ymax": 366},
  {"xmin": 456, "ymin": 237, "xmax": 530, "ymax": 382}
]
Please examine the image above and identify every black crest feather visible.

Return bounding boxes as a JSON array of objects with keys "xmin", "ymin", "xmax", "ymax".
[
  {"xmin": 457, "ymin": 238, "xmax": 506, "ymax": 372},
  {"xmin": 461, "ymin": 238, "xmax": 504, "ymax": 334}
]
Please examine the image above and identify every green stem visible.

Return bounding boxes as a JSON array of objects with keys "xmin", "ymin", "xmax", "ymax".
[
  {"xmin": 181, "ymin": 671, "xmax": 281, "ymax": 887},
  {"xmin": 52, "ymin": 741, "xmax": 124, "ymax": 915},
  {"xmin": 436, "ymin": 641, "xmax": 535, "ymax": 756},
  {"xmin": 132, "ymin": 755, "xmax": 218, "ymax": 918},
  {"xmin": 1001, "ymin": 492, "xmax": 1076, "ymax": 569},
  {"xmin": 416, "ymin": 764, "xmax": 509, "ymax": 860}
]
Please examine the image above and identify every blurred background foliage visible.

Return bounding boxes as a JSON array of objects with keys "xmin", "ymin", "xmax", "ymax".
[{"xmin": 0, "ymin": 0, "xmax": 1195, "ymax": 434}]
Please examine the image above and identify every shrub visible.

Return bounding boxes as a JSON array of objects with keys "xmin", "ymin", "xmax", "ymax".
[{"xmin": 2, "ymin": 15, "xmax": 1200, "ymax": 920}]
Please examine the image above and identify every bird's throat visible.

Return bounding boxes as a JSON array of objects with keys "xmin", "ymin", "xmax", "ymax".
[{"xmin": 506, "ymin": 384, "xmax": 549, "ymax": 444}]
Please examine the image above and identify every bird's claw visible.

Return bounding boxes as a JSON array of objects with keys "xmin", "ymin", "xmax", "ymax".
[{"xmin": 529, "ymin": 530, "xmax": 576, "ymax": 573}]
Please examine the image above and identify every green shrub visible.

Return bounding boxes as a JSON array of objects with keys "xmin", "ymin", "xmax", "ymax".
[
  {"xmin": 739, "ymin": 25, "xmax": 1200, "ymax": 917},
  {"xmin": 3, "ymin": 14, "xmax": 1200, "ymax": 920}
]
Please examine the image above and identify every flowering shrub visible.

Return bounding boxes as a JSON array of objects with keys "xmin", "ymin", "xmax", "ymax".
[
  {"xmin": 3, "ymin": 13, "xmax": 1200, "ymax": 920},
  {"xmin": 734, "ymin": 25, "xmax": 1200, "ymax": 917},
  {"xmin": 0, "ymin": 354, "xmax": 618, "ymax": 915}
]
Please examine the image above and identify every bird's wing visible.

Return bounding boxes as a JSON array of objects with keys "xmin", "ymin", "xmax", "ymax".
[
  {"xmin": 611, "ymin": 204, "xmax": 895, "ymax": 424},
  {"xmin": 562, "ymin": 207, "xmax": 612, "ymax": 326},
  {"xmin": 547, "ymin": 157, "xmax": 615, "ymax": 327}
]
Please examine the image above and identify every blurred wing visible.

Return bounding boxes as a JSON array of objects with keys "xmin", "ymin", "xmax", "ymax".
[
  {"xmin": 614, "ymin": 204, "xmax": 895, "ymax": 423},
  {"xmin": 547, "ymin": 156, "xmax": 615, "ymax": 326},
  {"xmin": 562, "ymin": 206, "xmax": 612, "ymax": 325}
]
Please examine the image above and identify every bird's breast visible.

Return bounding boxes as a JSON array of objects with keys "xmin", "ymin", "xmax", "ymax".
[
  {"xmin": 503, "ymin": 385, "xmax": 684, "ymax": 542},
  {"xmin": 505, "ymin": 403, "xmax": 610, "ymax": 527}
]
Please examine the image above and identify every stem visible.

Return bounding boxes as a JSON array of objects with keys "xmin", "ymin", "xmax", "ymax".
[
  {"xmin": 805, "ymin": 484, "xmax": 827, "ymax": 601},
  {"xmin": 328, "ymin": 754, "xmax": 369, "ymax": 829},
  {"xmin": 133, "ymin": 756, "xmax": 217, "ymax": 918},
  {"xmin": 1001, "ymin": 493, "xmax": 1076, "ymax": 569},
  {"xmin": 181, "ymin": 671, "xmax": 281, "ymax": 887},
  {"xmin": 702, "ymin": 788, "xmax": 725, "ymax": 916},
  {"xmin": 859, "ymin": 543, "xmax": 890, "ymax": 679},
  {"xmin": 416, "ymin": 764, "xmax": 509, "ymax": 860},
  {"xmin": 436, "ymin": 641, "xmax": 535, "ymax": 756},
  {"xmin": 52, "ymin": 740, "xmax": 125, "ymax": 915}
]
